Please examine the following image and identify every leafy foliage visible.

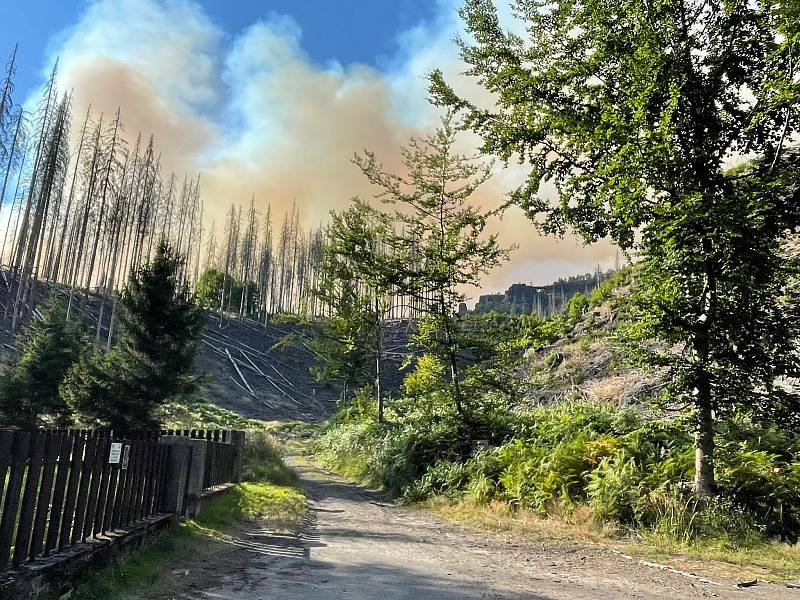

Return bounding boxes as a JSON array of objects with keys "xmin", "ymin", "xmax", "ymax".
[
  {"xmin": 431, "ymin": 0, "xmax": 800, "ymax": 493},
  {"xmin": 565, "ymin": 293, "xmax": 589, "ymax": 325},
  {"xmin": 317, "ymin": 397, "xmax": 800, "ymax": 545},
  {"xmin": 196, "ymin": 267, "xmax": 257, "ymax": 313},
  {"xmin": 310, "ymin": 207, "xmax": 387, "ymax": 403}
]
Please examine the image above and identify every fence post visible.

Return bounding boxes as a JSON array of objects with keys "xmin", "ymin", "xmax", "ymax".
[
  {"xmin": 158, "ymin": 438, "xmax": 191, "ymax": 517},
  {"xmin": 184, "ymin": 439, "xmax": 207, "ymax": 517},
  {"xmin": 229, "ymin": 430, "xmax": 245, "ymax": 483},
  {"xmin": 158, "ymin": 436, "xmax": 207, "ymax": 517}
]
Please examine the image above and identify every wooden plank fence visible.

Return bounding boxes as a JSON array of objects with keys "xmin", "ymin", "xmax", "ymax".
[
  {"xmin": 0, "ymin": 428, "xmax": 241, "ymax": 577},
  {"xmin": 203, "ymin": 440, "xmax": 237, "ymax": 489}
]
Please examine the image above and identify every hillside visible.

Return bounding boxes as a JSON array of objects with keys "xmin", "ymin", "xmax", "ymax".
[
  {"xmin": 520, "ymin": 272, "xmax": 664, "ymax": 409},
  {"xmin": 473, "ymin": 270, "xmax": 616, "ymax": 317},
  {"xmin": 194, "ymin": 315, "xmax": 411, "ymax": 422},
  {"xmin": 0, "ymin": 266, "xmax": 638, "ymax": 425},
  {"xmin": 0, "ymin": 270, "xmax": 415, "ymax": 424}
]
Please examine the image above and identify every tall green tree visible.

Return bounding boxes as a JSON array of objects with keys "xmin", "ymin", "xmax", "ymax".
[
  {"xmin": 312, "ymin": 206, "xmax": 395, "ymax": 420},
  {"xmin": 0, "ymin": 295, "xmax": 87, "ymax": 427},
  {"xmin": 354, "ymin": 113, "xmax": 509, "ymax": 414},
  {"xmin": 63, "ymin": 241, "xmax": 203, "ymax": 429},
  {"xmin": 196, "ymin": 267, "xmax": 226, "ymax": 309},
  {"xmin": 431, "ymin": 0, "xmax": 800, "ymax": 492}
]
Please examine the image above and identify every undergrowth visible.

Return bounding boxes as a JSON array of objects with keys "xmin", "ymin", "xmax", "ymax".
[
  {"xmin": 314, "ymin": 390, "xmax": 800, "ymax": 562},
  {"xmin": 156, "ymin": 396, "xmax": 270, "ymax": 430}
]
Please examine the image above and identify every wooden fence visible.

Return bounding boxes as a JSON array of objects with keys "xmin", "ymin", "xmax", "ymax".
[
  {"xmin": 0, "ymin": 428, "xmax": 241, "ymax": 577},
  {"xmin": 160, "ymin": 429, "xmax": 233, "ymax": 443},
  {"xmin": 203, "ymin": 440, "xmax": 237, "ymax": 489}
]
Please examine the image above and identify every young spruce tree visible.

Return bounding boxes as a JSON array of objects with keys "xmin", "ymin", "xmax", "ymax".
[
  {"xmin": 63, "ymin": 241, "xmax": 203, "ymax": 429},
  {"xmin": 0, "ymin": 295, "xmax": 86, "ymax": 428}
]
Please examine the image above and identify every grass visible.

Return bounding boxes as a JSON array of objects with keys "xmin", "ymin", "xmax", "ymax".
[
  {"xmin": 60, "ymin": 422, "xmax": 306, "ymax": 600},
  {"xmin": 242, "ymin": 429, "xmax": 300, "ymax": 487},
  {"xmin": 155, "ymin": 397, "xmax": 271, "ymax": 430},
  {"xmin": 315, "ymin": 452, "xmax": 375, "ymax": 485},
  {"xmin": 427, "ymin": 497, "xmax": 800, "ymax": 583},
  {"xmin": 637, "ymin": 532, "xmax": 800, "ymax": 582},
  {"xmin": 157, "ymin": 397, "xmax": 319, "ymax": 437}
]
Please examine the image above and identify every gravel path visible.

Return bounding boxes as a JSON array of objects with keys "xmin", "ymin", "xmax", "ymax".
[{"xmin": 182, "ymin": 457, "xmax": 796, "ymax": 600}]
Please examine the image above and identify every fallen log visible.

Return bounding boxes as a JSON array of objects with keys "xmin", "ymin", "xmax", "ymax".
[
  {"xmin": 226, "ymin": 348, "xmax": 255, "ymax": 397},
  {"xmin": 239, "ymin": 349, "xmax": 266, "ymax": 376}
]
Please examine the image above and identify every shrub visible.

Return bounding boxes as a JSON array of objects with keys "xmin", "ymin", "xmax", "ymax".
[
  {"xmin": 566, "ymin": 293, "xmax": 589, "ymax": 324},
  {"xmin": 315, "ymin": 398, "xmax": 800, "ymax": 546},
  {"xmin": 587, "ymin": 452, "xmax": 642, "ymax": 523},
  {"xmin": 717, "ymin": 447, "xmax": 800, "ymax": 541},
  {"xmin": 403, "ymin": 355, "xmax": 446, "ymax": 399}
]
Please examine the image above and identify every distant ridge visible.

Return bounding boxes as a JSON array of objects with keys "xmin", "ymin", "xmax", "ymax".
[{"xmin": 472, "ymin": 269, "xmax": 615, "ymax": 317}]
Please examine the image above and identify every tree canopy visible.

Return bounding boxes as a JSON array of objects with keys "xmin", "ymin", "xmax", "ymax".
[
  {"xmin": 63, "ymin": 241, "xmax": 203, "ymax": 429},
  {"xmin": 431, "ymin": 0, "xmax": 800, "ymax": 492}
]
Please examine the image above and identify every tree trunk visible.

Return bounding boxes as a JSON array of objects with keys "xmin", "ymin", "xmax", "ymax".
[
  {"xmin": 374, "ymin": 295, "xmax": 383, "ymax": 423},
  {"xmin": 694, "ymin": 398, "xmax": 715, "ymax": 495},
  {"xmin": 439, "ymin": 288, "xmax": 463, "ymax": 415}
]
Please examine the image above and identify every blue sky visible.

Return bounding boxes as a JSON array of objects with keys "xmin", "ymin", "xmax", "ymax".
[{"xmin": 2, "ymin": 0, "xmax": 440, "ymax": 99}]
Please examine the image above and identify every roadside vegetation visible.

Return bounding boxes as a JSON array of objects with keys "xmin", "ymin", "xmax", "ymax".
[
  {"xmin": 306, "ymin": 0, "xmax": 800, "ymax": 582},
  {"xmin": 157, "ymin": 396, "xmax": 274, "ymax": 431},
  {"xmin": 313, "ymin": 293, "xmax": 800, "ymax": 577}
]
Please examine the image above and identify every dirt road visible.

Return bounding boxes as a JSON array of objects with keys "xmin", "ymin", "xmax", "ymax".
[{"xmin": 179, "ymin": 458, "xmax": 795, "ymax": 600}]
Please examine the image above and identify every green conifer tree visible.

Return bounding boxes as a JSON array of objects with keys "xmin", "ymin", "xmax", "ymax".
[
  {"xmin": 63, "ymin": 242, "xmax": 203, "ymax": 429},
  {"xmin": 0, "ymin": 295, "xmax": 87, "ymax": 427},
  {"xmin": 311, "ymin": 210, "xmax": 387, "ymax": 416},
  {"xmin": 353, "ymin": 113, "xmax": 510, "ymax": 414}
]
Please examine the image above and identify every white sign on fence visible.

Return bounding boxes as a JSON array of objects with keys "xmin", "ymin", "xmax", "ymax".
[
  {"xmin": 109, "ymin": 442, "xmax": 123, "ymax": 464},
  {"xmin": 121, "ymin": 444, "xmax": 131, "ymax": 470}
]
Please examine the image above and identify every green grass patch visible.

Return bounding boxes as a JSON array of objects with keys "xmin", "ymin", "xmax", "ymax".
[
  {"xmin": 638, "ymin": 532, "xmax": 800, "ymax": 581},
  {"xmin": 316, "ymin": 451, "xmax": 374, "ymax": 486}
]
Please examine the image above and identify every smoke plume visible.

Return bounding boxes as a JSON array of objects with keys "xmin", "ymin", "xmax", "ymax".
[{"xmin": 42, "ymin": 0, "xmax": 616, "ymax": 299}]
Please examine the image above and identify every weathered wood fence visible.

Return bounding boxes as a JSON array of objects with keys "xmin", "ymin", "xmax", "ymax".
[{"xmin": 0, "ymin": 428, "xmax": 244, "ymax": 590}]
